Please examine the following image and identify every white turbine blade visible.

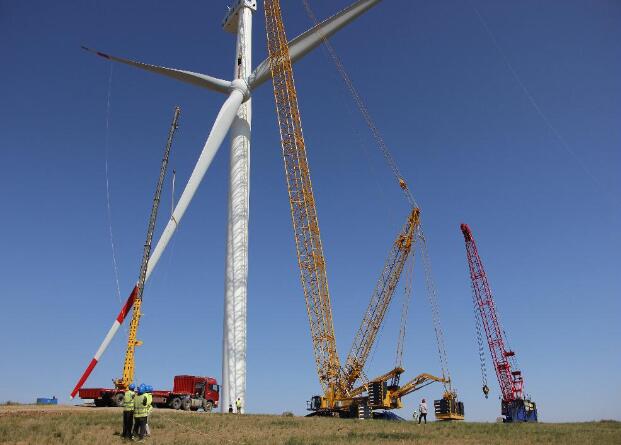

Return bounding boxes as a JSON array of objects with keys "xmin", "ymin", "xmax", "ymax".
[
  {"xmin": 70, "ymin": 86, "xmax": 245, "ymax": 397},
  {"xmin": 146, "ymin": 86, "xmax": 246, "ymax": 280},
  {"xmin": 249, "ymin": 0, "xmax": 382, "ymax": 89},
  {"xmin": 82, "ymin": 46, "xmax": 231, "ymax": 95}
]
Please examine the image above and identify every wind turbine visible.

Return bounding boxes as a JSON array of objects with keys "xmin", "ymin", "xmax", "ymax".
[{"xmin": 73, "ymin": 0, "xmax": 383, "ymax": 413}]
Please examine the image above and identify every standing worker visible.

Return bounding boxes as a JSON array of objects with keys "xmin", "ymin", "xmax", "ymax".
[
  {"xmin": 418, "ymin": 398, "xmax": 428, "ymax": 424},
  {"xmin": 133, "ymin": 384, "xmax": 149, "ymax": 440},
  {"xmin": 121, "ymin": 383, "xmax": 135, "ymax": 439},
  {"xmin": 235, "ymin": 397, "xmax": 242, "ymax": 414},
  {"xmin": 145, "ymin": 385, "xmax": 153, "ymax": 437},
  {"xmin": 132, "ymin": 384, "xmax": 145, "ymax": 438}
]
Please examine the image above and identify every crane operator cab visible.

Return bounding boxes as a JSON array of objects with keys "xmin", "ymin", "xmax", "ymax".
[{"xmin": 308, "ymin": 396, "xmax": 323, "ymax": 412}]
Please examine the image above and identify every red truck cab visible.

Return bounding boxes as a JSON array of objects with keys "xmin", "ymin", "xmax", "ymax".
[{"xmin": 153, "ymin": 375, "xmax": 220, "ymax": 411}]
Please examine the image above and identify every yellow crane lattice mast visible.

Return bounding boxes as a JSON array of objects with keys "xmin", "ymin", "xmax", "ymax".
[
  {"xmin": 264, "ymin": 0, "xmax": 342, "ymax": 398},
  {"xmin": 342, "ymin": 208, "xmax": 420, "ymax": 391}
]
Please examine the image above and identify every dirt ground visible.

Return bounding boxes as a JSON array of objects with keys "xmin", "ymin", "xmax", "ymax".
[{"xmin": 0, "ymin": 405, "xmax": 619, "ymax": 445}]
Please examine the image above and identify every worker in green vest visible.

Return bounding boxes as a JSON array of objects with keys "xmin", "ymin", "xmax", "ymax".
[
  {"xmin": 236, "ymin": 397, "xmax": 242, "ymax": 414},
  {"xmin": 145, "ymin": 385, "xmax": 154, "ymax": 437},
  {"xmin": 133, "ymin": 384, "xmax": 149, "ymax": 440},
  {"xmin": 121, "ymin": 383, "xmax": 135, "ymax": 439}
]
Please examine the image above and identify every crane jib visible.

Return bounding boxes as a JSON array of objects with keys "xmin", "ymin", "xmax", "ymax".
[{"xmin": 342, "ymin": 208, "xmax": 420, "ymax": 390}]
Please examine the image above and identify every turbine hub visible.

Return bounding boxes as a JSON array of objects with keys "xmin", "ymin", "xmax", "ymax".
[{"xmin": 231, "ymin": 78, "xmax": 251, "ymax": 102}]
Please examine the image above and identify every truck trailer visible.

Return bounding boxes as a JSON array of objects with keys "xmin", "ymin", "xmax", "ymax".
[{"xmin": 79, "ymin": 375, "xmax": 219, "ymax": 411}]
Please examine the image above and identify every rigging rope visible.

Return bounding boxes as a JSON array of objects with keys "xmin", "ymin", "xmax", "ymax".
[
  {"xmin": 301, "ymin": 0, "xmax": 417, "ymax": 209},
  {"xmin": 389, "ymin": 253, "xmax": 415, "ymax": 387},
  {"xmin": 171, "ymin": 169, "xmax": 176, "ymax": 217},
  {"xmin": 394, "ymin": 253, "xmax": 415, "ymax": 371},
  {"xmin": 418, "ymin": 229, "xmax": 451, "ymax": 391},
  {"xmin": 103, "ymin": 63, "xmax": 123, "ymax": 311},
  {"xmin": 468, "ymin": 1, "xmax": 617, "ymax": 207}
]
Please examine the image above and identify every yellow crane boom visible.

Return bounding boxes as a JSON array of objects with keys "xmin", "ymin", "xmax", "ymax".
[
  {"xmin": 392, "ymin": 373, "xmax": 448, "ymax": 399},
  {"xmin": 264, "ymin": 0, "xmax": 341, "ymax": 397},
  {"xmin": 348, "ymin": 367, "xmax": 404, "ymax": 398},
  {"xmin": 342, "ymin": 207, "xmax": 420, "ymax": 390}
]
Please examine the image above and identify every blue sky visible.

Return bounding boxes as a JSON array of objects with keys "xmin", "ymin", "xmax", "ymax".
[{"xmin": 0, "ymin": 0, "xmax": 619, "ymax": 422}]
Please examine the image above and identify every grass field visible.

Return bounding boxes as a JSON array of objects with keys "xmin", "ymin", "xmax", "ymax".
[{"xmin": 0, "ymin": 405, "xmax": 619, "ymax": 445}]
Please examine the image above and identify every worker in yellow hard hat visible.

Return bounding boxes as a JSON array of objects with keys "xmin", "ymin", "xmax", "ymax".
[{"xmin": 121, "ymin": 383, "xmax": 135, "ymax": 439}]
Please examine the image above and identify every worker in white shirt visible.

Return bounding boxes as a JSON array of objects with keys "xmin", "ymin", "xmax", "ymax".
[{"xmin": 418, "ymin": 398, "xmax": 428, "ymax": 424}]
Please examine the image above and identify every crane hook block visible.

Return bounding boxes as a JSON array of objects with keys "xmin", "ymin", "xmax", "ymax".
[{"xmin": 482, "ymin": 384, "xmax": 490, "ymax": 398}]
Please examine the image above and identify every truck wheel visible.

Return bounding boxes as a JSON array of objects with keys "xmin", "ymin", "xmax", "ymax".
[
  {"xmin": 202, "ymin": 400, "xmax": 214, "ymax": 412},
  {"xmin": 181, "ymin": 398, "xmax": 192, "ymax": 411},
  {"xmin": 112, "ymin": 393, "xmax": 125, "ymax": 407},
  {"xmin": 170, "ymin": 397, "xmax": 182, "ymax": 410}
]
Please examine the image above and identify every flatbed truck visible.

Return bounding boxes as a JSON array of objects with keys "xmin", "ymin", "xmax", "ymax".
[{"xmin": 78, "ymin": 375, "xmax": 219, "ymax": 411}]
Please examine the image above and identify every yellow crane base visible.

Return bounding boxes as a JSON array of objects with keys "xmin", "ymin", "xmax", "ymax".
[
  {"xmin": 436, "ymin": 412, "xmax": 465, "ymax": 421},
  {"xmin": 434, "ymin": 395, "xmax": 465, "ymax": 421}
]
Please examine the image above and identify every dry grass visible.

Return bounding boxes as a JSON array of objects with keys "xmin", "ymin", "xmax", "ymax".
[{"xmin": 0, "ymin": 405, "xmax": 619, "ymax": 445}]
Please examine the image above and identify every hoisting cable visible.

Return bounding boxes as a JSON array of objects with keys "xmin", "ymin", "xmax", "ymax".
[
  {"xmin": 391, "ymin": 253, "xmax": 415, "ymax": 387},
  {"xmin": 468, "ymin": 1, "xmax": 618, "ymax": 208},
  {"xmin": 102, "ymin": 63, "xmax": 124, "ymax": 313},
  {"xmin": 171, "ymin": 169, "xmax": 176, "ymax": 217},
  {"xmin": 301, "ymin": 0, "xmax": 417, "ymax": 209},
  {"xmin": 473, "ymin": 297, "xmax": 490, "ymax": 398},
  {"xmin": 418, "ymin": 230, "xmax": 452, "ymax": 392},
  {"xmin": 155, "ymin": 167, "xmax": 180, "ymax": 292}
]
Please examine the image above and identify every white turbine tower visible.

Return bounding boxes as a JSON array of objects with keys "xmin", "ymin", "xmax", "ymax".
[{"xmin": 73, "ymin": 0, "xmax": 383, "ymax": 413}]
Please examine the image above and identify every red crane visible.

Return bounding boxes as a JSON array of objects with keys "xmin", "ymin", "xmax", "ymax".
[{"xmin": 461, "ymin": 223, "xmax": 537, "ymax": 422}]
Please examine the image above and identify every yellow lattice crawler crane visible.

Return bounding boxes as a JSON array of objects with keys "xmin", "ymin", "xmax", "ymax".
[
  {"xmin": 264, "ymin": 0, "xmax": 461, "ymax": 419},
  {"xmin": 303, "ymin": 0, "xmax": 466, "ymax": 421}
]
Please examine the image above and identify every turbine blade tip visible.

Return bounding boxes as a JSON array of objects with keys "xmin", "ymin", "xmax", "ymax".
[{"xmin": 81, "ymin": 46, "xmax": 110, "ymax": 60}]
